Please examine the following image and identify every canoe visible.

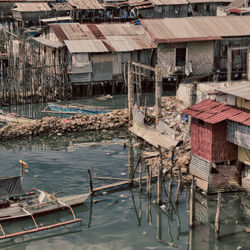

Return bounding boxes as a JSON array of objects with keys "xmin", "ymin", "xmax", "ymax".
[
  {"xmin": 0, "ymin": 191, "xmax": 89, "ymax": 223},
  {"xmin": 47, "ymin": 103, "xmax": 111, "ymax": 115}
]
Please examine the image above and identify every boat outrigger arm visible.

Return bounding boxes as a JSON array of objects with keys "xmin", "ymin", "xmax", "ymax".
[{"xmin": 0, "ymin": 188, "xmax": 82, "ymax": 240}]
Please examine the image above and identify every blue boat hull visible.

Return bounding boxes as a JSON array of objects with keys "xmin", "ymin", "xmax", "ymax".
[{"xmin": 48, "ymin": 103, "xmax": 110, "ymax": 115}]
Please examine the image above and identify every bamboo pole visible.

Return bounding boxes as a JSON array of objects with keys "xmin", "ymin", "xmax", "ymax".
[
  {"xmin": 157, "ymin": 145, "xmax": 163, "ymax": 205},
  {"xmin": 175, "ymin": 164, "xmax": 182, "ymax": 204},
  {"xmin": 139, "ymin": 159, "xmax": 142, "ymax": 192},
  {"xmin": 88, "ymin": 169, "xmax": 93, "ymax": 194},
  {"xmin": 189, "ymin": 176, "xmax": 195, "ymax": 227},
  {"xmin": 215, "ymin": 192, "xmax": 221, "ymax": 239},
  {"xmin": 144, "ymin": 96, "xmax": 148, "ymax": 119},
  {"xmin": 127, "ymin": 61, "xmax": 133, "ymax": 124},
  {"xmin": 155, "ymin": 65, "xmax": 162, "ymax": 125}
]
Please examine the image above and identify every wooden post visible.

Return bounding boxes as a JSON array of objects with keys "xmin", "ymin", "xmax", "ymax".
[
  {"xmin": 88, "ymin": 169, "xmax": 93, "ymax": 194},
  {"xmin": 130, "ymin": 155, "xmax": 141, "ymax": 186},
  {"xmin": 189, "ymin": 176, "xmax": 195, "ymax": 227},
  {"xmin": 156, "ymin": 208, "xmax": 162, "ymax": 241},
  {"xmin": 157, "ymin": 145, "xmax": 163, "ymax": 205},
  {"xmin": 215, "ymin": 192, "xmax": 221, "ymax": 238},
  {"xmin": 139, "ymin": 159, "xmax": 142, "ymax": 192},
  {"xmin": 137, "ymin": 66, "xmax": 141, "ymax": 108},
  {"xmin": 227, "ymin": 47, "xmax": 232, "ymax": 82},
  {"xmin": 155, "ymin": 65, "xmax": 162, "ymax": 125},
  {"xmin": 144, "ymin": 96, "xmax": 148, "ymax": 119},
  {"xmin": 247, "ymin": 49, "xmax": 250, "ymax": 81},
  {"xmin": 128, "ymin": 61, "xmax": 133, "ymax": 123},
  {"xmin": 175, "ymin": 164, "xmax": 182, "ymax": 204},
  {"xmin": 147, "ymin": 166, "xmax": 152, "ymax": 197},
  {"xmin": 128, "ymin": 135, "xmax": 134, "ymax": 180},
  {"xmin": 168, "ymin": 176, "xmax": 173, "ymax": 210}
]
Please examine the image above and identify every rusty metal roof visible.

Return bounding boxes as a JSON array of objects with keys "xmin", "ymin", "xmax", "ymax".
[
  {"xmin": 150, "ymin": 0, "xmax": 187, "ymax": 5},
  {"xmin": 140, "ymin": 16, "xmax": 250, "ymax": 43},
  {"xmin": 64, "ymin": 40, "xmax": 108, "ymax": 53},
  {"xmin": 50, "ymin": 2, "xmax": 73, "ymax": 11},
  {"xmin": 188, "ymin": 0, "xmax": 232, "ymax": 3},
  {"xmin": 49, "ymin": 22, "xmax": 155, "ymax": 52},
  {"xmin": 67, "ymin": 0, "xmax": 104, "ymax": 10},
  {"xmin": 183, "ymin": 99, "xmax": 250, "ymax": 125},
  {"xmin": 12, "ymin": 2, "xmax": 51, "ymax": 12},
  {"xmin": 218, "ymin": 81, "xmax": 250, "ymax": 101}
]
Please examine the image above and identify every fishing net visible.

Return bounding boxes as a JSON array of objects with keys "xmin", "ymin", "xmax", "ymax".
[{"xmin": 0, "ymin": 176, "xmax": 24, "ymax": 198}]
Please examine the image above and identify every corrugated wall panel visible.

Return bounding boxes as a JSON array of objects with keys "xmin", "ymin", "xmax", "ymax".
[
  {"xmin": 212, "ymin": 121, "xmax": 237, "ymax": 162},
  {"xmin": 71, "ymin": 73, "xmax": 91, "ymax": 83},
  {"xmin": 112, "ymin": 53, "xmax": 122, "ymax": 75},
  {"xmin": 191, "ymin": 118, "xmax": 213, "ymax": 162},
  {"xmin": 190, "ymin": 155, "xmax": 211, "ymax": 181},
  {"xmin": 227, "ymin": 121, "xmax": 250, "ymax": 150},
  {"xmin": 93, "ymin": 61, "xmax": 112, "ymax": 81}
]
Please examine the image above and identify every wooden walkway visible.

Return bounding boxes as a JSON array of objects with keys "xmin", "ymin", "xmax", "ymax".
[{"xmin": 129, "ymin": 124, "xmax": 179, "ymax": 149}]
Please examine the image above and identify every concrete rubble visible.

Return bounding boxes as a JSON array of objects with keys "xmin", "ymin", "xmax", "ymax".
[
  {"xmin": 143, "ymin": 96, "xmax": 192, "ymax": 183},
  {"xmin": 0, "ymin": 96, "xmax": 192, "ymax": 181},
  {"xmin": 0, "ymin": 109, "xmax": 129, "ymax": 141}
]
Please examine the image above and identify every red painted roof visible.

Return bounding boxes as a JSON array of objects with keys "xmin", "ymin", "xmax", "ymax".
[{"xmin": 182, "ymin": 99, "xmax": 250, "ymax": 126}]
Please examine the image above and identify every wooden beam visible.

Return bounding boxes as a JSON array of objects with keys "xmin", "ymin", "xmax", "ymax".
[
  {"xmin": 227, "ymin": 48, "xmax": 232, "ymax": 82},
  {"xmin": 131, "ymin": 61, "xmax": 155, "ymax": 72}
]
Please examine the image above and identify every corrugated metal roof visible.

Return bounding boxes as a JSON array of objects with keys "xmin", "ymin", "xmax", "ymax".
[
  {"xmin": 50, "ymin": 2, "xmax": 73, "ymax": 11},
  {"xmin": 12, "ymin": 2, "xmax": 51, "ymax": 12},
  {"xmin": 150, "ymin": 0, "xmax": 188, "ymax": 5},
  {"xmin": 32, "ymin": 36, "xmax": 63, "ymax": 48},
  {"xmin": 183, "ymin": 99, "xmax": 250, "ymax": 125},
  {"xmin": 67, "ymin": 0, "xmax": 104, "ymax": 10},
  {"xmin": 218, "ymin": 81, "xmax": 250, "ymax": 101},
  {"xmin": 140, "ymin": 16, "xmax": 250, "ymax": 43},
  {"xmin": 188, "ymin": 0, "xmax": 232, "ymax": 3},
  {"xmin": 49, "ymin": 22, "xmax": 155, "ymax": 51},
  {"xmin": 65, "ymin": 40, "xmax": 108, "ymax": 53}
]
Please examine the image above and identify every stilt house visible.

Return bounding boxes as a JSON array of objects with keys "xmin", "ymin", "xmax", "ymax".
[
  {"xmin": 140, "ymin": 16, "xmax": 250, "ymax": 83},
  {"xmin": 183, "ymin": 98, "xmax": 250, "ymax": 193},
  {"xmin": 218, "ymin": 82, "xmax": 250, "ymax": 192},
  {"xmin": 33, "ymin": 22, "xmax": 155, "ymax": 96}
]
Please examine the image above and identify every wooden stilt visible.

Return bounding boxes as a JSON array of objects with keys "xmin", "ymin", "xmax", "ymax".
[
  {"xmin": 215, "ymin": 192, "xmax": 221, "ymax": 239},
  {"xmin": 139, "ymin": 160, "xmax": 142, "ymax": 192},
  {"xmin": 128, "ymin": 61, "xmax": 133, "ymax": 124},
  {"xmin": 157, "ymin": 145, "xmax": 163, "ymax": 205},
  {"xmin": 155, "ymin": 65, "xmax": 162, "ymax": 125},
  {"xmin": 189, "ymin": 176, "xmax": 195, "ymax": 227},
  {"xmin": 175, "ymin": 164, "xmax": 182, "ymax": 204},
  {"xmin": 88, "ymin": 169, "xmax": 93, "ymax": 194}
]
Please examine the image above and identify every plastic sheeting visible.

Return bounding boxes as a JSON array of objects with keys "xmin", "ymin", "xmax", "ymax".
[{"xmin": 0, "ymin": 176, "xmax": 24, "ymax": 198}]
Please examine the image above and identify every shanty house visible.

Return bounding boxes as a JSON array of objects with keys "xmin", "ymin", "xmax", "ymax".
[
  {"xmin": 34, "ymin": 22, "xmax": 155, "ymax": 95},
  {"xmin": 218, "ymin": 82, "xmax": 250, "ymax": 191},
  {"xmin": 183, "ymin": 99, "xmax": 239, "ymax": 193},
  {"xmin": 140, "ymin": 16, "xmax": 250, "ymax": 82},
  {"xmin": 67, "ymin": 0, "xmax": 104, "ymax": 22},
  {"xmin": 188, "ymin": 0, "xmax": 232, "ymax": 16},
  {"xmin": 183, "ymin": 98, "xmax": 250, "ymax": 193},
  {"xmin": 11, "ymin": 2, "xmax": 52, "ymax": 27}
]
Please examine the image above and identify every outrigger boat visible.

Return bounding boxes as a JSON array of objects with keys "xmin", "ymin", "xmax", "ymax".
[
  {"xmin": 43, "ymin": 103, "xmax": 112, "ymax": 115},
  {"xmin": 0, "ymin": 161, "xmax": 89, "ymax": 240}
]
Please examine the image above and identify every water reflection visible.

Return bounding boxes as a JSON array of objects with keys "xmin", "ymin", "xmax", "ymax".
[{"xmin": 0, "ymin": 130, "xmax": 249, "ymax": 249}]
